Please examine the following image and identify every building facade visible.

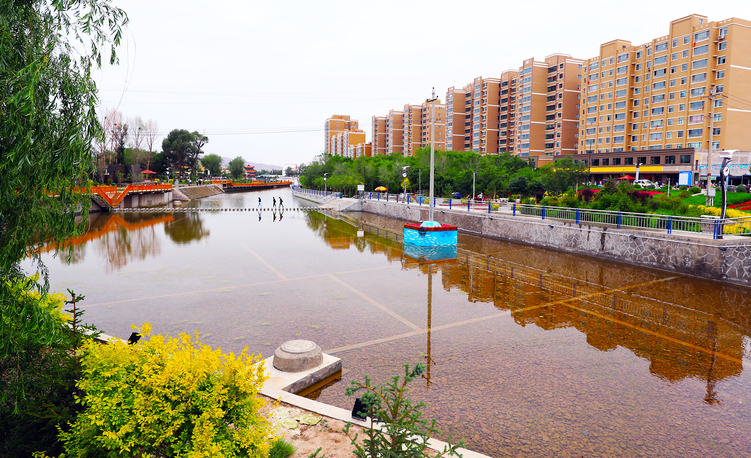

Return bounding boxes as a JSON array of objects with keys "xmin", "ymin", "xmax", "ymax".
[
  {"xmin": 385, "ymin": 110, "xmax": 404, "ymax": 155},
  {"xmin": 371, "ymin": 116, "xmax": 387, "ymax": 156},
  {"xmin": 578, "ymin": 15, "xmax": 751, "ymax": 160},
  {"xmin": 324, "ymin": 115, "xmax": 359, "ymax": 154},
  {"xmin": 510, "ymin": 54, "xmax": 583, "ymax": 165}
]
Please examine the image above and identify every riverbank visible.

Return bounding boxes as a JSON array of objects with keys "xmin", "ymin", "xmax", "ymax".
[{"xmin": 292, "ymin": 189, "xmax": 751, "ymax": 286}]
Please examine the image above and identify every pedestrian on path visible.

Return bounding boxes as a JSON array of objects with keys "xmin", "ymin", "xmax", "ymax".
[
  {"xmin": 258, "ymin": 197, "xmax": 261, "ymax": 208},
  {"xmin": 272, "ymin": 197, "xmax": 277, "ymax": 208},
  {"xmin": 279, "ymin": 196, "xmax": 284, "ymax": 208}
]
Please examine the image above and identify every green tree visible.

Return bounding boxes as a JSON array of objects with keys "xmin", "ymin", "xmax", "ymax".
[
  {"xmin": 187, "ymin": 131, "xmax": 208, "ymax": 178},
  {"xmin": 201, "ymin": 153, "xmax": 223, "ymax": 177},
  {"xmin": 0, "ymin": 0, "xmax": 127, "ymax": 452},
  {"xmin": 229, "ymin": 156, "xmax": 245, "ymax": 179},
  {"xmin": 161, "ymin": 129, "xmax": 196, "ymax": 176}
]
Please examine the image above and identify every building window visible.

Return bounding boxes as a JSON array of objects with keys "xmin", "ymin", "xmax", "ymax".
[
  {"xmin": 718, "ymin": 41, "xmax": 727, "ymax": 51},
  {"xmin": 717, "ymin": 56, "xmax": 726, "ymax": 65},
  {"xmin": 692, "ymin": 59, "xmax": 708, "ymax": 70},
  {"xmin": 650, "ymin": 156, "xmax": 661, "ymax": 164},
  {"xmin": 688, "ymin": 128, "xmax": 702, "ymax": 138},
  {"xmin": 717, "ymin": 70, "xmax": 725, "ymax": 79},
  {"xmin": 625, "ymin": 157, "xmax": 634, "ymax": 165}
]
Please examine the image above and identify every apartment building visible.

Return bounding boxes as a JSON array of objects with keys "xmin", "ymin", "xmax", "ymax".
[
  {"xmin": 403, "ymin": 104, "xmax": 423, "ymax": 156},
  {"xmin": 330, "ymin": 130, "xmax": 366, "ymax": 158},
  {"xmin": 324, "ymin": 115, "xmax": 359, "ymax": 154},
  {"xmin": 510, "ymin": 54, "xmax": 583, "ymax": 165},
  {"xmin": 420, "ymin": 98, "xmax": 446, "ymax": 148},
  {"xmin": 445, "ymin": 87, "xmax": 467, "ymax": 151},
  {"xmin": 371, "ymin": 116, "xmax": 387, "ymax": 156},
  {"xmin": 348, "ymin": 142, "xmax": 372, "ymax": 159},
  {"xmin": 578, "ymin": 14, "xmax": 751, "ymax": 161},
  {"xmin": 385, "ymin": 109, "xmax": 404, "ymax": 155}
]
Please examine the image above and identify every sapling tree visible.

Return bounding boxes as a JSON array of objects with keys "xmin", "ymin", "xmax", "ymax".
[{"xmin": 344, "ymin": 363, "xmax": 464, "ymax": 458}]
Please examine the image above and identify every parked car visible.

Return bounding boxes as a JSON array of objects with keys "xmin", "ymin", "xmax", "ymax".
[
  {"xmin": 453, "ymin": 192, "xmax": 462, "ymax": 198},
  {"xmin": 634, "ymin": 179, "xmax": 654, "ymax": 187}
]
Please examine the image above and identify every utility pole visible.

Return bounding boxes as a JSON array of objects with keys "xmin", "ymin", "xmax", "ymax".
[
  {"xmin": 706, "ymin": 86, "xmax": 717, "ymax": 206},
  {"xmin": 428, "ymin": 88, "xmax": 438, "ymax": 223}
]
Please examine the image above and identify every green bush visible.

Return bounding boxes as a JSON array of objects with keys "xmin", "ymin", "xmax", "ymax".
[
  {"xmin": 539, "ymin": 196, "xmax": 560, "ymax": 206},
  {"xmin": 0, "ymin": 279, "xmax": 93, "ymax": 458},
  {"xmin": 57, "ymin": 324, "xmax": 271, "ymax": 458},
  {"xmin": 688, "ymin": 186, "xmax": 701, "ymax": 194},
  {"xmin": 633, "ymin": 184, "xmax": 643, "ymax": 190},
  {"xmin": 679, "ymin": 191, "xmax": 691, "ymax": 198},
  {"xmin": 560, "ymin": 193, "xmax": 580, "ymax": 208},
  {"xmin": 736, "ymin": 185, "xmax": 747, "ymax": 193}
]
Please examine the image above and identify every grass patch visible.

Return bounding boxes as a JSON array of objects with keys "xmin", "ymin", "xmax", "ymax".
[
  {"xmin": 681, "ymin": 191, "xmax": 751, "ymax": 208},
  {"xmin": 269, "ymin": 437, "xmax": 296, "ymax": 458}
]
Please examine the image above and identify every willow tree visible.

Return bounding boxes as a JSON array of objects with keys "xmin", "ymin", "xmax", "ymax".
[{"xmin": 0, "ymin": 0, "xmax": 128, "ymax": 420}]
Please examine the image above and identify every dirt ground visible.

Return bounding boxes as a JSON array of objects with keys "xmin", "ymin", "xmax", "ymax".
[
  {"xmin": 263, "ymin": 399, "xmax": 363, "ymax": 458},
  {"xmin": 262, "ymin": 398, "xmax": 443, "ymax": 458}
]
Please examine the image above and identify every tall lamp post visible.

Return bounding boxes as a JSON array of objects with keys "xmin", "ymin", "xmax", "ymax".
[
  {"xmin": 635, "ymin": 162, "xmax": 643, "ymax": 182},
  {"xmin": 418, "ymin": 168, "xmax": 422, "ymax": 196},
  {"xmin": 323, "ymin": 173, "xmax": 328, "ymax": 194},
  {"xmin": 166, "ymin": 167, "xmax": 170, "ymax": 183},
  {"xmin": 472, "ymin": 171, "xmax": 477, "ymax": 203},
  {"xmin": 719, "ymin": 150, "xmax": 737, "ymax": 221}
]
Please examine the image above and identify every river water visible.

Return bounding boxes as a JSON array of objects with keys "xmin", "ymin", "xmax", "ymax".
[{"xmin": 27, "ymin": 189, "xmax": 751, "ymax": 457}]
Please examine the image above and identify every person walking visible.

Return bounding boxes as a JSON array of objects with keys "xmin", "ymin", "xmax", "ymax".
[
  {"xmin": 279, "ymin": 196, "xmax": 284, "ymax": 208},
  {"xmin": 257, "ymin": 197, "xmax": 261, "ymax": 208},
  {"xmin": 272, "ymin": 197, "xmax": 277, "ymax": 208}
]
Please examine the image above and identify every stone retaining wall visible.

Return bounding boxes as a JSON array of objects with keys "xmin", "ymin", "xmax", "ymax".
[
  {"xmin": 361, "ymin": 200, "xmax": 751, "ymax": 286},
  {"xmin": 175, "ymin": 184, "xmax": 224, "ymax": 201}
]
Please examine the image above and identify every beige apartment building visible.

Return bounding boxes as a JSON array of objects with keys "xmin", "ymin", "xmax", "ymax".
[
  {"xmin": 330, "ymin": 130, "xmax": 366, "ymax": 158},
  {"xmin": 403, "ymin": 104, "xmax": 422, "ymax": 156},
  {"xmin": 445, "ymin": 77, "xmax": 502, "ymax": 155},
  {"xmin": 445, "ymin": 87, "xmax": 468, "ymax": 151},
  {"xmin": 420, "ymin": 98, "xmax": 445, "ymax": 148},
  {"xmin": 348, "ymin": 142, "xmax": 372, "ymax": 159},
  {"xmin": 578, "ymin": 14, "xmax": 751, "ymax": 161},
  {"xmin": 371, "ymin": 116, "xmax": 387, "ymax": 156},
  {"xmin": 508, "ymin": 54, "xmax": 584, "ymax": 165},
  {"xmin": 386, "ymin": 109, "xmax": 404, "ymax": 155},
  {"xmin": 324, "ymin": 115, "xmax": 359, "ymax": 154}
]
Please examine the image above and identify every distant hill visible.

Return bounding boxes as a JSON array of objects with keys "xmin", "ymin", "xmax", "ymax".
[{"xmin": 220, "ymin": 157, "xmax": 282, "ymax": 171}]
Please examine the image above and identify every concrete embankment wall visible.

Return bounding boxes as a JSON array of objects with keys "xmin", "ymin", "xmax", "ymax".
[
  {"xmin": 361, "ymin": 200, "xmax": 751, "ymax": 286},
  {"xmin": 177, "ymin": 184, "xmax": 224, "ymax": 200}
]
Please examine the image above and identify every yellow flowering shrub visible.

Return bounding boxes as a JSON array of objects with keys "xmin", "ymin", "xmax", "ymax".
[
  {"xmin": 57, "ymin": 324, "xmax": 271, "ymax": 458},
  {"xmin": 692, "ymin": 205, "xmax": 751, "ymax": 234}
]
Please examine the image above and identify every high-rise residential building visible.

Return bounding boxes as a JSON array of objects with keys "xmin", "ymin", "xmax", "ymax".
[
  {"xmin": 420, "ymin": 98, "xmax": 445, "ymax": 149},
  {"xmin": 371, "ymin": 116, "xmax": 387, "ymax": 156},
  {"xmin": 446, "ymin": 77, "xmax": 502, "ymax": 154},
  {"xmin": 445, "ymin": 87, "xmax": 467, "ymax": 151},
  {"xmin": 386, "ymin": 110, "xmax": 404, "ymax": 155},
  {"xmin": 403, "ymin": 104, "xmax": 422, "ymax": 156},
  {"xmin": 497, "ymin": 70, "xmax": 520, "ymax": 154},
  {"xmin": 349, "ymin": 142, "xmax": 372, "ymax": 159},
  {"xmin": 578, "ymin": 14, "xmax": 751, "ymax": 159},
  {"xmin": 324, "ymin": 115, "xmax": 359, "ymax": 154},
  {"xmin": 511, "ymin": 54, "xmax": 583, "ymax": 165},
  {"xmin": 330, "ymin": 130, "xmax": 366, "ymax": 158}
]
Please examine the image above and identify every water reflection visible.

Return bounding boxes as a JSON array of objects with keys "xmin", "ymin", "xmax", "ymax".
[
  {"xmin": 318, "ymin": 212, "xmax": 749, "ymax": 401},
  {"xmin": 163, "ymin": 212, "xmax": 210, "ymax": 245}
]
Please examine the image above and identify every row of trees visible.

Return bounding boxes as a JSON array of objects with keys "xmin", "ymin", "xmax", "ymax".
[
  {"xmin": 93, "ymin": 108, "xmax": 159, "ymax": 179},
  {"xmin": 299, "ymin": 148, "xmax": 589, "ymax": 198}
]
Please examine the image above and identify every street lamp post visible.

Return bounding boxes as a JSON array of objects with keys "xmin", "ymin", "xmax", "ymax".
[
  {"xmin": 402, "ymin": 166, "xmax": 410, "ymax": 203},
  {"xmin": 635, "ymin": 162, "xmax": 643, "ymax": 182},
  {"xmin": 323, "ymin": 173, "xmax": 328, "ymax": 194},
  {"xmin": 418, "ymin": 168, "xmax": 421, "ymax": 196},
  {"xmin": 166, "ymin": 167, "xmax": 170, "ymax": 183},
  {"xmin": 472, "ymin": 171, "xmax": 477, "ymax": 203}
]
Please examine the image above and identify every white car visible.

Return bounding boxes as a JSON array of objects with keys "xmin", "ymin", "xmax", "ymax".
[{"xmin": 634, "ymin": 179, "xmax": 654, "ymax": 187}]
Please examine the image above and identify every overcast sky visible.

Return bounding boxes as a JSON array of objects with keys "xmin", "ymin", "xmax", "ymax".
[{"xmin": 94, "ymin": 0, "xmax": 751, "ymax": 168}]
